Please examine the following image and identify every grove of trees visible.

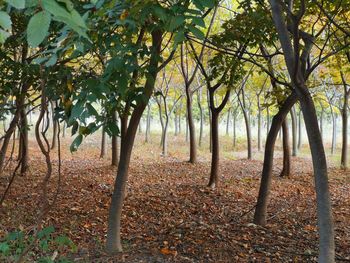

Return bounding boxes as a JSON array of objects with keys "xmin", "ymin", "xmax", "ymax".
[{"xmin": 0, "ymin": 0, "xmax": 349, "ymax": 262}]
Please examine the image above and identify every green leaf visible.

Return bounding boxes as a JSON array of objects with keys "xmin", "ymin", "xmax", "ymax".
[
  {"xmin": 0, "ymin": 29, "xmax": 10, "ymax": 44},
  {"xmin": 191, "ymin": 17, "xmax": 205, "ymax": 28},
  {"xmin": 70, "ymin": 134, "xmax": 83, "ymax": 152},
  {"xmin": 5, "ymin": 0, "xmax": 25, "ymax": 9},
  {"xmin": 0, "ymin": 11, "xmax": 12, "ymax": 30},
  {"xmin": 37, "ymin": 226, "xmax": 55, "ymax": 239},
  {"xmin": 188, "ymin": 25, "xmax": 205, "ymax": 40},
  {"xmin": 173, "ymin": 29, "xmax": 185, "ymax": 47},
  {"xmin": 27, "ymin": 11, "xmax": 51, "ymax": 47},
  {"xmin": 0, "ymin": 242, "xmax": 10, "ymax": 253}
]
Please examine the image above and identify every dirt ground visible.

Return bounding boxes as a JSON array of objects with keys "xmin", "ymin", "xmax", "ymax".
[{"xmin": 0, "ymin": 134, "xmax": 349, "ymax": 262}]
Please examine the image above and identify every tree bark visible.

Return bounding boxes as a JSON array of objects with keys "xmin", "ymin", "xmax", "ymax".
[
  {"xmin": 254, "ymin": 92, "xmax": 297, "ymax": 225},
  {"xmin": 280, "ymin": 119, "xmax": 291, "ymax": 177},
  {"xmin": 197, "ymin": 89, "xmax": 204, "ymax": 147},
  {"xmin": 341, "ymin": 71, "xmax": 349, "ymax": 169},
  {"xmin": 100, "ymin": 126, "xmax": 107, "ymax": 158},
  {"xmin": 111, "ymin": 111, "xmax": 119, "ymax": 166},
  {"xmin": 290, "ymin": 106, "xmax": 297, "ymax": 156},
  {"xmin": 106, "ymin": 29, "xmax": 162, "ymax": 253},
  {"xmin": 208, "ymin": 112, "xmax": 219, "ymax": 188},
  {"xmin": 298, "ymin": 108, "xmax": 302, "ymax": 150},
  {"xmin": 145, "ymin": 104, "xmax": 151, "ymax": 143}
]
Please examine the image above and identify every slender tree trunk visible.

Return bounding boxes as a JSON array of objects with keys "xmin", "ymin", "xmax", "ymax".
[
  {"xmin": 298, "ymin": 108, "xmax": 302, "ymax": 150},
  {"xmin": 157, "ymin": 100, "xmax": 165, "ymax": 147},
  {"xmin": 290, "ymin": 106, "xmax": 297, "ymax": 156},
  {"xmin": 106, "ymin": 29, "xmax": 162, "ymax": 253},
  {"xmin": 145, "ymin": 104, "xmax": 151, "ymax": 143},
  {"xmin": 51, "ymin": 101, "xmax": 57, "ymax": 150},
  {"xmin": 242, "ymin": 108, "xmax": 252, "ymax": 159},
  {"xmin": 100, "ymin": 127, "xmax": 107, "ymax": 158},
  {"xmin": 341, "ymin": 72, "xmax": 349, "ymax": 169},
  {"xmin": 226, "ymin": 108, "xmax": 231, "ymax": 136},
  {"xmin": 186, "ymin": 89, "xmax": 197, "ymax": 163},
  {"xmin": 0, "ymin": 111, "xmax": 20, "ymax": 174},
  {"xmin": 298, "ymin": 87, "xmax": 335, "ymax": 262},
  {"xmin": 19, "ymin": 108, "xmax": 28, "ymax": 175},
  {"xmin": 62, "ymin": 122, "xmax": 66, "ymax": 138},
  {"xmin": 280, "ymin": 119, "xmax": 291, "ymax": 177},
  {"xmin": 111, "ymin": 111, "xmax": 119, "ymax": 166},
  {"xmin": 162, "ymin": 118, "xmax": 169, "ymax": 156},
  {"xmin": 254, "ymin": 92, "xmax": 297, "ymax": 225},
  {"xmin": 197, "ymin": 89, "xmax": 204, "ymax": 147},
  {"xmin": 208, "ymin": 112, "xmax": 219, "ymax": 188}
]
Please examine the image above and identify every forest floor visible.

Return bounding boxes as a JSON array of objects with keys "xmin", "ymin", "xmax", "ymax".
[{"xmin": 0, "ymin": 133, "xmax": 349, "ymax": 262}]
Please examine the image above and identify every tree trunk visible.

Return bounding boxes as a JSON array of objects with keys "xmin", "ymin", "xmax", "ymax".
[
  {"xmin": 106, "ymin": 29, "xmax": 162, "ymax": 254},
  {"xmin": 242, "ymin": 108, "xmax": 252, "ymax": 159},
  {"xmin": 19, "ymin": 107, "xmax": 28, "ymax": 175},
  {"xmin": 111, "ymin": 111, "xmax": 119, "ymax": 166},
  {"xmin": 197, "ymin": 89, "xmax": 204, "ymax": 147},
  {"xmin": 100, "ymin": 127, "xmax": 107, "ymax": 158},
  {"xmin": 162, "ymin": 118, "xmax": 169, "ymax": 156},
  {"xmin": 298, "ymin": 87, "xmax": 335, "ymax": 263},
  {"xmin": 157, "ymin": 100, "xmax": 165, "ymax": 147},
  {"xmin": 186, "ymin": 89, "xmax": 197, "ymax": 163},
  {"xmin": 0, "ymin": 111, "xmax": 20, "ymax": 174},
  {"xmin": 145, "ymin": 104, "xmax": 151, "ymax": 143},
  {"xmin": 290, "ymin": 106, "xmax": 297, "ymax": 156},
  {"xmin": 341, "ymin": 72, "xmax": 349, "ymax": 169},
  {"xmin": 208, "ymin": 112, "xmax": 219, "ymax": 188},
  {"xmin": 298, "ymin": 108, "xmax": 302, "ymax": 150},
  {"xmin": 279, "ymin": 119, "xmax": 291, "ymax": 177},
  {"xmin": 51, "ymin": 101, "xmax": 57, "ymax": 150},
  {"xmin": 226, "ymin": 108, "xmax": 231, "ymax": 136},
  {"xmin": 254, "ymin": 92, "xmax": 297, "ymax": 225}
]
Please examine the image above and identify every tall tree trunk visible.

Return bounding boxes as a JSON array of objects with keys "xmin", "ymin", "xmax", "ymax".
[
  {"xmin": 298, "ymin": 108, "xmax": 302, "ymax": 150},
  {"xmin": 298, "ymin": 87, "xmax": 335, "ymax": 262},
  {"xmin": 290, "ymin": 106, "xmax": 297, "ymax": 156},
  {"xmin": 341, "ymin": 71, "xmax": 349, "ymax": 169},
  {"xmin": 197, "ymin": 89, "xmax": 204, "ymax": 147},
  {"xmin": 100, "ymin": 127, "xmax": 107, "ymax": 158},
  {"xmin": 0, "ymin": 110, "xmax": 20, "ymax": 174},
  {"xmin": 50, "ymin": 101, "xmax": 57, "ymax": 150},
  {"xmin": 106, "ymin": 29, "xmax": 162, "ymax": 253},
  {"xmin": 111, "ymin": 111, "xmax": 119, "ymax": 166},
  {"xmin": 145, "ymin": 104, "xmax": 151, "ymax": 143},
  {"xmin": 242, "ymin": 108, "xmax": 252, "ymax": 159},
  {"xmin": 208, "ymin": 112, "xmax": 219, "ymax": 188},
  {"xmin": 226, "ymin": 108, "xmax": 231, "ymax": 136},
  {"xmin": 254, "ymin": 92, "xmax": 297, "ymax": 225},
  {"xmin": 162, "ymin": 118, "xmax": 169, "ymax": 156},
  {"xmin": 157, "ymin": 100, "xmax": 165, "ymax": 147},
  {"xmin": 19, "ymin": 107, "xmax": 28, "ymax": 175},
  {"xmin": 186, "ymin": 90, "xmax": 197, "ymax": 163},
  {"xmin": 279, "ymin": 119, "xmax": 291, "ymax": 177}
]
